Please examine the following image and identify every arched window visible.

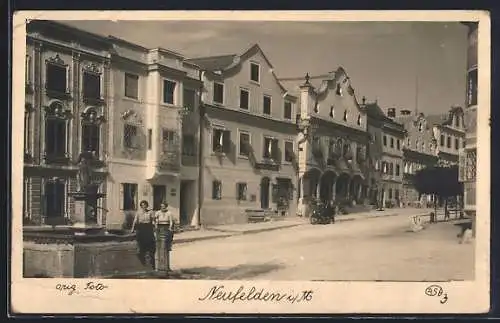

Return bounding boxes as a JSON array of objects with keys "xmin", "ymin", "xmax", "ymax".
[
  {"xmin": 44, "ymin": 101, "xmax": 70, "ymax": 162},
  {"xmin": 343, "ymin": 110, "xmax": 348, "ymax": 122},
  {"xmin": 329, "ymin": 105, "xmax": 335, "ymax": 118},
  {"xmin": 81, "ymin": 107, "xmax": 103, "ymax": 157}
]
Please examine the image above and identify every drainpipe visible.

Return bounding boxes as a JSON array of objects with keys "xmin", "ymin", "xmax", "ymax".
[{"xmin": 196, "ymin": 70, "xmax": 205, "ymax": 229}]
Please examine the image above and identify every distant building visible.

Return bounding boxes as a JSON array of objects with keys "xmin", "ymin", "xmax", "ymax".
[
  {"xmin": 280, "ymin": 68, "xmax": 370, "ymax": 216},
  {"xmin": 427, "ymin": 106, "xmax": 467, "ymax": 166},
  {"xmin": 187, "ymin": 45, "xmax": 299, "ymax": 225},
  {"xmin": 395, "ymin": 111, "xmax": 439, "ymax": 206},
  {"xmin": 364, "ymin": 102, "xmax": 406, "ymax": 208}
]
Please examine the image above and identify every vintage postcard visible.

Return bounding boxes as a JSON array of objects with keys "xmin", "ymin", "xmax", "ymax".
[{"xmin": 10, "ymin": 10, "xmax": 490, "ymax": 314}]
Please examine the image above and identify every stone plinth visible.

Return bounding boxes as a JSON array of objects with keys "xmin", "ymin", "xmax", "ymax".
[{"xmin": 23, "ymin": 227, "xmax": 150, "ymax": 278}]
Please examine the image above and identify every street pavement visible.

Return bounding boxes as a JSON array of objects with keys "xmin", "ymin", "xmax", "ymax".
[{"xmin": 168, "ymin": 212, "xmax": 474, "ymax": 281}]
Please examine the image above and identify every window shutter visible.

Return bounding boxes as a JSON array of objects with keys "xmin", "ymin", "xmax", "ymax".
[{"xmin": 223, "ymin": 130, "xmax": 231, "ymax": 153}]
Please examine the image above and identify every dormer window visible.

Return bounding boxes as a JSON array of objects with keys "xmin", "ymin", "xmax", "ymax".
[
  {"xmin": 336, "ymin": 83, "xmax": 342, "ymax": 96},
  {"xmin": 455, "ymin": 116, "xmax": 460, "ymax": 127},
  {"xmin": 250, "ymin": 62, "xmax": 260, "ymax": 83}
]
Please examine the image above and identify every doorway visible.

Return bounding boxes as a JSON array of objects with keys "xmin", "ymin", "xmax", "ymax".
[
  {"xmin": 260, "ymin": 177, "xmax": 270, "ymax": 209},
  {"xmin": 152, "ymin": 185, "xmax": 166, "ymax": 211},
  {"xmin": 179, "ymin": 180, "xmax": 195, "ymax": 226}
]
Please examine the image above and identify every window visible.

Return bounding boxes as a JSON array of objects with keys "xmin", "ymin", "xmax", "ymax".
[
  {"xmin": 406, "ymin": 138, "xmax": 410, "ymax": 147},
  {"xmin": 239, "ymin": 132, "xmax": 250, "ymax": 157},
  {"xmin": 284, "ymin": 101, "xmax": 292, "ymax": 120},
  {"xmin": 213, "ymin": 82, "xmax": 224, "ymax": 104},
  {"xmin": 396, "ymin": 139, "xmax": 400, "ymax": 150},
  {"xmin": 336, "ymin": 83, "xmax": 342, "ymax": 96},
  {"xmin": 182, "ymin": 134, "xmax": 196, "ymax": 156},
  {"xmin": 123, "ymin": 124, "xmax": 138, "ymax": 149},
  {"xmin": 147, "ymin": 129, "xmax": 152, "ymax": 150},
  {"xmin": 388, "ymin": 188, "xmax": 393, "ymax": 199},
  {"xmin": 263, "ymin": 137, "xmax": 279, "ymax": 160},
  {"xmin": 446, "ymin": 136, "xmax": 451, "ymax": 148},
  {"xmin": 239, "ymin": 88, "xmax": 249, "ymax": 110},
  {"xmin": 389, "ymin": 163, "xmax": 394, "ymax": 175},
  {"xmin": 329, "ymin": 105, "xmax": 335, "ymax": 118},
  {"xmin": 83, "ymin": 71, "xmax": 101, "ymax": 99},
  {"xmin": 212, "ymin": 128, "xmax": 230, "ymax": 153},
  {"xmin": 45, "ymin": 118, "xmax": 66, "ymax": 157},
  {"xmin": 357, "ymin": 114, "xmax": 361, "ymax": 126},
  {"xmin": 236, "ymin": 183, "xmax": 247, "ymax": 201},
  {"xmin": 390, "ymin": 137, "xmax": 394, "ymax": 148},
  {"xmin": 183, "ymin": 88, "xmax": 196, "ymax": 112},
  {"xmin": 455, "ymin": 116, "xmax": 460, "ymax": 127},
  {"xmin": 343, "ymin": 110, "xmax": 348, "ymax": 121},
  {"xmin": 163, "ymin": 80, "xmax": 176, "ymax": 104},
  {"xmin": 463, "ymin": 140, "xmax": 466, "ymax": 148},
  {"xmin": 440, "ymin": 135, "xmax": 445, "ymax": 146},
  {"xmin": 81, "ymin": 124, "xmax": 100, "ymax": 157},
  {"xmin": 396, "ymin": 164, "xmax": 400, "ymax": 176},
  {"xmin": 395, "ymin": 189, "xmax": 400, "ymax": 200},
  {"xmin": 263, "ymin": 95, "xmax": 272, "ymax": 115},
  {"xmin": 46, "ymin": 63, "xmax": 67, "ymax": 93},
  {"xmin": 418, "ymin": 123, "xmax": 423, "ymax": 132},
  {"xmin": 212, "ymin": 180, "xmax": 222, "ymax": 200},
  {"xmin": 25, "ymin": 55, "xmax": 32, "ymax": 84},
  {"xmin": 124, "ymin": 73, "xmax": 139, "ymax": 99},
  {"xmin": 415, "ymin": 139, "xmax": 419, "ymax": 149},
  {"xmin": 284, "ymin": 141, "xmax": 294, "ymax": 162},
  {"xmin": 455, "ymin": 138, "xmax": 459, "ymax": 150},
  {"xmin": 383, "ymin": 135, "xmax": 387, "ymax": 146},
  {"xmin": 45, "ymin": 180, "xmax": 66, "ymax": 220},
  {"xmin": 122, "ymin": 183, "xmax": 138, "ymax": 211},
  {"xmin": 162, "ymin": 129, "xmax": 177, "ymax": 152},
  {"xmin": 250, "ymin": 62, "xmax": 260, "ymax": 83}
]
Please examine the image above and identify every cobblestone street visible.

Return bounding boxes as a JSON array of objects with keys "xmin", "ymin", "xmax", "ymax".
[{"xmin": 169, "ymin": 214, "xmax": 474, "ymax": 281}]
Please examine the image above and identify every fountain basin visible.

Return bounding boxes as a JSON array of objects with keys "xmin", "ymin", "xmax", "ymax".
[{"xmin": 23, "ymin": 227, "xmax": 152, "ymax": 278}]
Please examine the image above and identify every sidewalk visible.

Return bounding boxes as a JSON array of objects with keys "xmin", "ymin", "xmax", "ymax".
[{"xmin": 173, "ymin": 207, "xmax": 433, "ymax": 245}]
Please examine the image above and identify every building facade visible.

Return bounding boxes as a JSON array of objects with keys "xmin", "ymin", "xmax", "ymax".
[
  {"xmin": 187, "ymin": 45, "xmax": 299, "ymax": 225},
  {"xmin": 24, "ymin": 21, "xmax": 112, "ymax": 226},
  {"xmin": 281, "ymin": 68, "xmax": 370, "ymax": 217},
  {"xmin": 365, "ymin": 104, "xmax": 406, "ymax": 208},
  {"xmin": 395, "ymin": 110, "xmax": 439, "ymax": 206},
  {"xmin": 23, "ymin": 21, "xmax": 202, "ymax": 229},
  {"xmin": 459, "ymin": 22, "xmax": 478, "ymax": 231}
]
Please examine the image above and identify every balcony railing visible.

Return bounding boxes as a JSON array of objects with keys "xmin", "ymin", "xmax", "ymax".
[{"xmin": 158, "ymin": 150, "xmax": 181, "ymax": 172}]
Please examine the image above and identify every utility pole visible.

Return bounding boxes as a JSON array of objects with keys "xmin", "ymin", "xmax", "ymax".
[{"xmin": 196, "ymin": 70, "xmax": 205, "ymax": 229}]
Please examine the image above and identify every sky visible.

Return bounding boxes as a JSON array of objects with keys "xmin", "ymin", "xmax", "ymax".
[{"xmin": 62, "ymin": 20, "xmax": 469, "ymax": 115}]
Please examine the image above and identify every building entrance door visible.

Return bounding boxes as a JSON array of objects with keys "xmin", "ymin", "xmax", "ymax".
[{"xmin": 152, "ymin": 185, "xmax": 166, "ymax": 211}]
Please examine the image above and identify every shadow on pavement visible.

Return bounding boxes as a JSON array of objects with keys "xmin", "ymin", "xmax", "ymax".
[{"xmin": 173, "ymin": 263, "xmax": 284, "ymax": 280}]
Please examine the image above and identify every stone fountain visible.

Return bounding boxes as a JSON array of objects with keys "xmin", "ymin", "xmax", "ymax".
[
  {"xmin": 23, "ymin": 152, "xmax": 153, "ymax": 278},
  {"xmin": 67, "ymin": 151, "xmax": 107, "ymax": 235}
]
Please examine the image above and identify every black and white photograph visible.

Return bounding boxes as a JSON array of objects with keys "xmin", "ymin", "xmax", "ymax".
[{"xmin": 11, "ymin": 10, "xmax": 490, "ymax": 314}]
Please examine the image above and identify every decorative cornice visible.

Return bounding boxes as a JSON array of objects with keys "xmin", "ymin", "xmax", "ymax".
[
  {"xmin": 81, "ymin": 107, "xmax": 105, "ymax": 124},
  {"xmin": 121, "ymin": 109, "xmax": 143, "ymax": 125},
  {"xmin": 44, "ymin": 101, "xmax": 72, "ymax": 119},
  {"xmin": 46, "ymin": 54, "xmax": 67, "ymax": 66},
  {"xmin": 83, "ymin": 62, "xmax": 101, "ymax": 74}
]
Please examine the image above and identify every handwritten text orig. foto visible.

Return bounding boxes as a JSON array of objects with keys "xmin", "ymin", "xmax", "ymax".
[{"xmin": 199, "ymin": 285, "xmax": 314, "ymax": 304}]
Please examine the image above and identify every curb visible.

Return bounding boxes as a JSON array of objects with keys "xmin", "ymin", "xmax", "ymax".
[{"xmin": 173, "ymin": 223, "xmax": 305, "ymax": 245}]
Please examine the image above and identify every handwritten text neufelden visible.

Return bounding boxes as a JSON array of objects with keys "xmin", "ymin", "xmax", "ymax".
[{"xmin": 199, "ymin": 285, "xmax": 314, "ymax": 304}]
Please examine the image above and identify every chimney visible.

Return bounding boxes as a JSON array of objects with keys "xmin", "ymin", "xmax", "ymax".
[
  {"xmin": 387, "ymin": 108, "xmax": 396, "ymax": 118},
  {"xmin": 400, "ymin": 109, "xmax": 411, "ymax": 116}
]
